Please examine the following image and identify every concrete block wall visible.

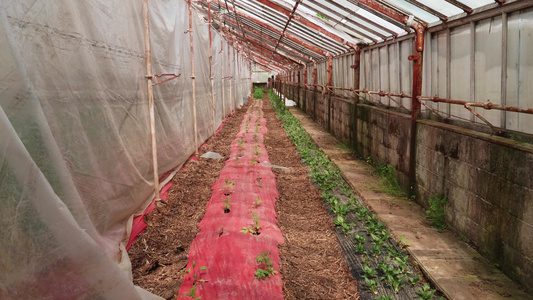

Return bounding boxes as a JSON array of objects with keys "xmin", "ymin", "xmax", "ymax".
[
  {"xmin": 415, "ymin": 120, "xmax": 533, "ymax": 291},
  {"xmin": 305, "ymin": 91, "xmax": 314, "ymax": 117},
  {"xmin": 315, "ymin": 92, "xmax": 328, "ymax": 129},
  {"xmin": 289, "ymin": 91, "xmax": 533, "ymax": 290},
  {"xmin": 298, "ymin": 87, "xmax": 306, "ymax": 112},
  {"xmin": 330, "ymin": 96, "xmax": 353, "ymax": 146},
  {"xmin": 357, "ymin": 104, "xmax": 411, "ymax": 188}
]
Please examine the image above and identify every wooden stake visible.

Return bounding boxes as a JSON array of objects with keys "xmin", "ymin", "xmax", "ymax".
[
  {"xmin": 189, "ymin": 0, "xmax": 199, "ymax": 157},
  {"xmin": 143, "ymin": 0, "xmax": 161, "ymax": 201},
  {"xmin": 208, "ymin": 1, "xmax": 216, "ymax": 132}
]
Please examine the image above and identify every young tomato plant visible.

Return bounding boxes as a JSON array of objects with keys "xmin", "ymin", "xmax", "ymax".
[
  {"xmin": 241, "ymin": 211, "xmax": 261, "ymax": 235},
  {"xmin": 255, "ymin": 251, "xmax": 278, "ymax": 280},
  {"xmin": 222, "ymin": 179, "xmax": 235, "ymax": 195},
  {"xmin": 253, "ymin": 198, "xmax": 262, "ymax": 208},
  {"xmin": 223, "ymin": 196, "xmax": 231, "ymax": 213},
  {"xmin": 183, "ymin": 261, "xmax": 208, "ymax": 299}
]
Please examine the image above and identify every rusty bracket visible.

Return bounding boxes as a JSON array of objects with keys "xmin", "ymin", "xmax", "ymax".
[
  {"xmin": 152, "ymin": 74, "xmax": 181, "ymax": 86},
  {"xmin": 464, "ymin": 103, "xmax": 502, "ymax": 134}
]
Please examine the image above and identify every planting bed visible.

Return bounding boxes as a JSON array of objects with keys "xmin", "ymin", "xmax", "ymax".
[{"xmin": 129, "ymin": 91, "xmax": 358, "ymax": 299}]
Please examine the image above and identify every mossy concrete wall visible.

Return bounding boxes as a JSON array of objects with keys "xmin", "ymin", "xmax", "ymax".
[
  {"xmin": 330, "ymin": 96, "xmax": 353, "ymax": 146},
  {"xmin": 290, "ymin": 89, "xmax": 532, "ymax": 291},
  {"xmin": 415, "ymin": 120, "xmax": 533, "ymax": 292},
  {"xmin": 356, "ymin": 104, "xmax": 411, "ymax": 188}
]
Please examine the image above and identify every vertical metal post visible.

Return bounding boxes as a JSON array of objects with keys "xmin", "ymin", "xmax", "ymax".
[
  {"xmin": 501, "ymin": 12, "xmax": 508, "ymax": 129},
  {"xmin": 377, "ymin": 46, "xmax": 382, "ymax": 104},
  {"xmin": 188, "ymin": 0, "xmax": 199, "ymax": 157},
  {"xmin": 327, "ymin": 55, "xmax": 333, "ymax": 131},
  {"xmin": 297, "ymin": 65, "xmax": 301, "ymax": 107},
  {"xmin": 228, "ymin": 43, "xmax": 233, "ymax": 112},
  {"xmin": 221, "ymin": 40, "xmax": 225, "ymax": 119},
  {"xmin": 446, "ymin": 28, "xmax": 451, "ymax": 117},
  {"xmin": 397, "ymin": 42, "xmax": 402, "ymax": 106},
  {"xmin": 313, "ymin": 60, "xmax": 318, "ymax": 120},
  {"xmin": 233, "ymin": 46, "xmax": 237, "ymax": 108},
  {"xmin": 284, "ymin": 72, "xmax": 287, "ymax": 103},
  {"xmin": 386, "ymin": 44, "xmax": 391, "ymax": 106},
  {"xmin": 303, "ymin": 63, "xmax": 308, "ymax": 112},
  {"xmin": 408, "ymin": 25, "xmax": 425, "ymax": 197},
  {"xmin": 143, "ymin": 0, "xmax": 161, "ymax": 202},
  {"xmin": 470, "ymin": 21, "xmax": 476, "ymax": 122},
  {"xmin": 353, "ymin": 46, "xmax": 361, "ymax": 154}
]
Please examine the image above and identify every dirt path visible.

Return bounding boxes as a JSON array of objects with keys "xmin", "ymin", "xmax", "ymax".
[{"xmin": 129, "ymin": 93, "xmax": 359, "ymax": 299}]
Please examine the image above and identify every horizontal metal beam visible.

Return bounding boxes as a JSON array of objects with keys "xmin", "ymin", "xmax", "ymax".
[
  {"xmin": 211, "ymin": 0, "xmax": 328, "ymax": 57},
  {"xmin": 428, "ymin": 0, "xmax": 533, "ymax": 32},
  {"xmin": 308, "ymin": 0, "xmax": 399, "ymax": 38},
  {"xmin": 254, "ymin": 0, "xmax": 359, "ymax": 48},
  {"xmin": 220, "ymin": 14, "xmax": 311, "ymax": 62},
  {"xmin": 445, "ymin": 0, "xmax": 473, "ymax": 14},
  {"xmin": 405, "ymin": 0, "xmax": 448, "ymax": 21}
]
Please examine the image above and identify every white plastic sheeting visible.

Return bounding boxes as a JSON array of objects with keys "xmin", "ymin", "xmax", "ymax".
[
  {"xmin": 423, "ymin": 6, "xmax": 533, "ymax": 134},
  {"xmin": 359, "ymin": 39, "xmax": 413, "ymax": 110},
  {"xmin": 0, "ymin": 0, "xmax": 250, "ymax": 298}
]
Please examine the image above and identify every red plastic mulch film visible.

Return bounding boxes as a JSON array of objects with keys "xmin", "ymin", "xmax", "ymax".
[{"xmin": 178, "ymin": 98, "xmax": 284, "ymax": 300}]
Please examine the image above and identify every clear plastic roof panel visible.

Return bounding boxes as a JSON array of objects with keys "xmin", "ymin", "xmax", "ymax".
[{"xmin": 194, "ymin": 0, "xmax": 517, "ymax": 71}]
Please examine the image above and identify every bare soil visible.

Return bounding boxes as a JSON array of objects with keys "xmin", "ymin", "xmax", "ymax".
[{"xmin": 129, "ymin": 94, "xmax": 359, "ymax": 299}]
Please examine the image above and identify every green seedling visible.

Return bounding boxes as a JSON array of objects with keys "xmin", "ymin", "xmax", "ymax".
[
  {"xmin": 223, "ymin": 179, "xmax": 234, "ymax": 189},
  {"xmin": 256, "ymin": 177, "xmax": 262, "ymax": 188},
  {"xmin": 417, "ymin": 283, "xmax": 436, "ymax": 300},
  {"xmin": 332, "ymin": 202, "xmax": 349, "ymax": 216},
  {"xmin": 241, "ymin": 211, "xmax": 261, "ymax": 235},
  {"xmin": 355, "ymin": 244, "xmax": 367, "ymax": 254},
  {"xmin": 372, "ymin": 244, "xmax": 382, "ymax": 256},
  {"xmin": 183, "ymin": 261, "xmax": 208, "ymax": 299},
  {"xmin": 398, "ymin": 235, "xmax": 411, "ymax": 248},
  {"xmin": 255, "ymin": 251, "xmax": 278, "ymax": 280},
  {"xmin": 354, "ymin": 234, "xmax": 365, "ymax": 245},
  {"xmin": 248, "ymin": 158, "xmax": 258, "ymax": 165},
  {"xmin": 409, "ymin": 274, "xmax": 421, "ymax": 286},
  {"xmin": 386, "ymin": 274, "xmax": 406, "ymax": 294},
  {"xmin": 358, "ymin": 207, "xmax": 370, "ymax": 219},
  {"xmin": 395, "ymin": 255, "xmax": 410, "ymax": 274},
  {"xmin": 362, "ymin": 265, "xmax": 377, "ymax": 279},
  {"xmin": 376, "ymin": 295, "xmax": 393, "ymax": 300},
  {"xmin": 252, "ymin": 145, "xmax": 262, "ymax": 155},
  {"xmin": 425, "ymin": 194, "xmax": 448, "ymax": 232},
  {"xmin": 366, "ymin": 213, "xmax": 378, "ymax": 224},
  {"xmin": 223, "ymin": 196, "xmax": 231, "ymax": 213},
  {"xmin": 255, "ymin": 125, "xmax": 262, "ymax": 133},
  {"xmin": 182, "ymin": 284, "xmax": 199, "ymax": 300},
  {"xmin": 333, "ymin": 215, "xmax": 353, "ymax": 234},
  {"xmin": 378, "ymin": 261, "xmax": 395, "ymax": 277},
  {"xmin": 386, "ymin": 244, "xmax": 404, "ymax": 258},
  {"xmin": 253, "ymin": 198, "xmax": 262, "ymax": 207},
  {"xmin": 365, "ymin": 278, "xmax": 378, "ymax": 294}
]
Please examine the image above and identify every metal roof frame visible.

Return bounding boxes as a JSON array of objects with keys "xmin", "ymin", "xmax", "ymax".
[{"xmin": 194, "ymin": 0, "xmax": 527, "ymax": 72}]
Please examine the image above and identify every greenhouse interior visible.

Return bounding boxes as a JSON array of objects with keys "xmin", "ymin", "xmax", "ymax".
[{"xmin": 1, "ymin": 0, "xmax": 532, "ymax": 299}]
